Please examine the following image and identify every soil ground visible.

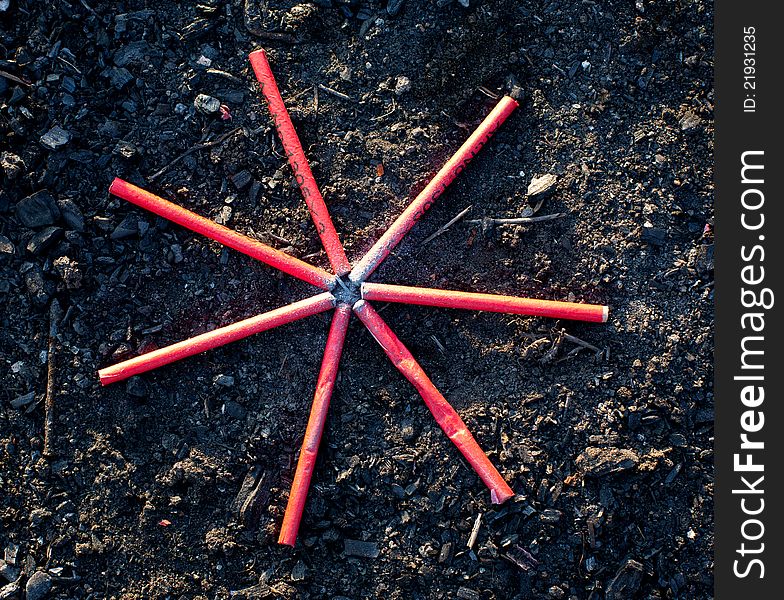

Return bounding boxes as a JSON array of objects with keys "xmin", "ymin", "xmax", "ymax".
[{"xmin": 1, "ymin": 1, "xmax": 713, "ymax": 598}]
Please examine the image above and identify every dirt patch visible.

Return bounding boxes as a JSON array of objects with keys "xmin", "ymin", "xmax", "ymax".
[{"xmin": 1, "ymin": 0, "xmax": 713, "ymax": 598}]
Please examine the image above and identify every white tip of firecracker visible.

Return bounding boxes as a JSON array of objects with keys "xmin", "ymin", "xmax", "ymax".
[
  {"xmin": 352, "ymin": 299, "xmax": 366, "ymax": 311},
  {"xmin": 248, "ymin": 49, "xmax": 270, "ymax": 74},
  {"xmin": 97, "ymin": 368, "xmax": 116, "ymax": 386},
  {"xmin": 602, "ymin": 306, "xmax": 609, "ymax": 323}
]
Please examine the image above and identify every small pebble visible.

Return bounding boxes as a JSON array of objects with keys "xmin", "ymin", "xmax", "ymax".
[
  {"xmin": 0, "ymin": 582, "xmax": 19, "ymax": 600},
  {"xmin": 540, "ymin": 508, "xmax": 562, "ymax": 524},
  {"xmin": 215, "ymin": 205, "xmax": 232, "ymax": 225},
  {"xmin": 0, "ymin": 559, "xmax": 19, "ymax": 583},
  {"xmin": 0, "ymin": 151, "xmax": 24, "ymax": 179},
  {"xmin": 25, "ymin": 571, "xmax": 52, "ymax": 600},
  {"xmin": 0, "ymin": 235, "xmax": 14, "ymax": 258},
  {"xmin": 114, "ymin": 141, "xmax": 136, "ymax": 159},
  {"xmin": 527, "ymin": 174, "xmax": 557, "ymax": 198},
  {"xmin": 194, "ymin": 93, "xmax": 221, "ymax": 115},
  {"xmin": 548, "ymin": 586, "xmax": 566, "ymax": 599},
  {"xmin": 3, "ymin": 545, "xmax": 19, "ymax": 566},
  {"xmin": 679, "ymin": 111, "xmax": 701, "ymax": 132},
  {"xmin": 394, "ymin": 75, "xmax": 411, "ymax": 96},
  {"xmin": 53, "ymin": 256, "xmax": 83, "ymax": 290},
  {"xmin": 576, "ymin": 447, "xmax": 640, "ymax": 477},
  {"xmin": 400, "ymin": 421, "xmax": 417, "ymax": 442}
]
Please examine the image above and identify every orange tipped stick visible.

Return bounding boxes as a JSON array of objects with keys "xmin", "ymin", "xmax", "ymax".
[
  {"xmin": 249, "ymin": 49, "xmax": 351, "ymax": 276},
  {"xmin": 279, "ymin": 304, "xmax": 352, "ymax": 546},
  {"xmin": 109, "ymin": 178, "xmax": 334, "ymax": 290},
  {"xmin": 361, "ymin": 283, "xmax": 609, "ymax": 323},
  {"xmin": 353, "ymin": 300, "xmax": 514, "ymax": 504},
  {"xmin": 98, "ymin": 293, "xmax": 335, "ymax": 385},
  {"xmin": 349, "ymin": 95, "xmax": 518, "ymax": 284}
]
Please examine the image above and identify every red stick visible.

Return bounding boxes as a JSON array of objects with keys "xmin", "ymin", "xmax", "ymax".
[
  {"xmin": 279, "ymin": 304, "xmax": 352, "ymax": 546},
  {"xmin": 249, "ymin": 49, "xmax": 351, "ymax": 276},
  {"xmin": 362, "ymin": 282, "xmax": 609, "ymax": 323},
  {"xmin": 349, "ymin": 95, "xmax": 518, "ymax": 284},
  {"xmin": 98, "ymin": 293, "xmax": 335, "ymax": 385},
  {"xmin": 109, "ymin": 178, "xmax": 334, "ymax": 290},
  {"xmin": 353, "ymin": 300, "xmax": 514, "ymax": 504}
]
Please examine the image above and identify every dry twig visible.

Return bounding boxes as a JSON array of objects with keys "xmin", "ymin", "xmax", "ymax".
[
  {"xmin": 0, "ymin": 69, "xmax": 31, "ymax": 87},
  {"xmin": 244, "ymin": 0, "xmax": 299, "ymax": 43},
  {"xmin": 466, "ymin": 212, "xmax": 567, "ymax": 227},
  {"xmin": 562, "ymin": 331, "xmax": 601, "ymax": 353},
  {"xmin": 422, "ymin": 205, "xmax": 472, "ymax": 244},
  {"xmin": 149, "ymin": 127, "xmax": 243, "ymax": 181},
  {"xmin": 317, "ymin": 84, "xmax": 352, "ymax": 101}
]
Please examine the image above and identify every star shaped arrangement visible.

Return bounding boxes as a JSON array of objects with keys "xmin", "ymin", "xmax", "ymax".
[{"xmin": 98, "ymin": 50, "xmax": 608, "ymax": 547}]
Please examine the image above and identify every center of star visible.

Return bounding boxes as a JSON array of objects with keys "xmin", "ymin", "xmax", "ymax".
[{"xmin": 332, "ymin": 274, "xmax": 361, "ymax": 306}]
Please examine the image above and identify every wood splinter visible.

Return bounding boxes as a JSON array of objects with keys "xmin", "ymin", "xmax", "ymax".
[{"xmin": 43, "ymin": 300, "xmax": 62, "ymax": 458}]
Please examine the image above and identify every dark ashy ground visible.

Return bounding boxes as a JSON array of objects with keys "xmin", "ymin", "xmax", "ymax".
[{"xmin": 0, "ymin": 0, "xmax": 713, "ymax": 598}]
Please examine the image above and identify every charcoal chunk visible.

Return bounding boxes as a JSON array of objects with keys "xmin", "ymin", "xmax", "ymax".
[
  {"xmin": 605, "ymin": 559, "xmax": 645, "ymax": 599},
  {"xmin": 16, "ymin": 191, "xmax": 60, "ymax": 228},
  {"xmin": 107, "ymin": 67, "xmax": 134, "ymax": 89},
  {"xmin": 26, "ymin": 226, "xmax": 63, "ymax": 255},
  {"xmin": 40, "ymin": 126, "xmax": 71, "ymax": 150},
  {"xmin": 111, "ymin": 215, "xmax": 139, "ymax": 240},
  {"xmin": 641, "ymin": 225, "xmax": 667, "ymax": 246},
  {"xmin": 58, "ymin": 198, "xmax": 85, "ymax": 232},
  {"xmin": 126, "ymin": 376, "xmax": 149, "ymax": 398},
  {"xmin": 231, "ymin": 170, "xmax": 252, "ymax": 190},
  {"xmin": 344, "ymin": 539, "xmax": 379, "ymax": 558}
]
